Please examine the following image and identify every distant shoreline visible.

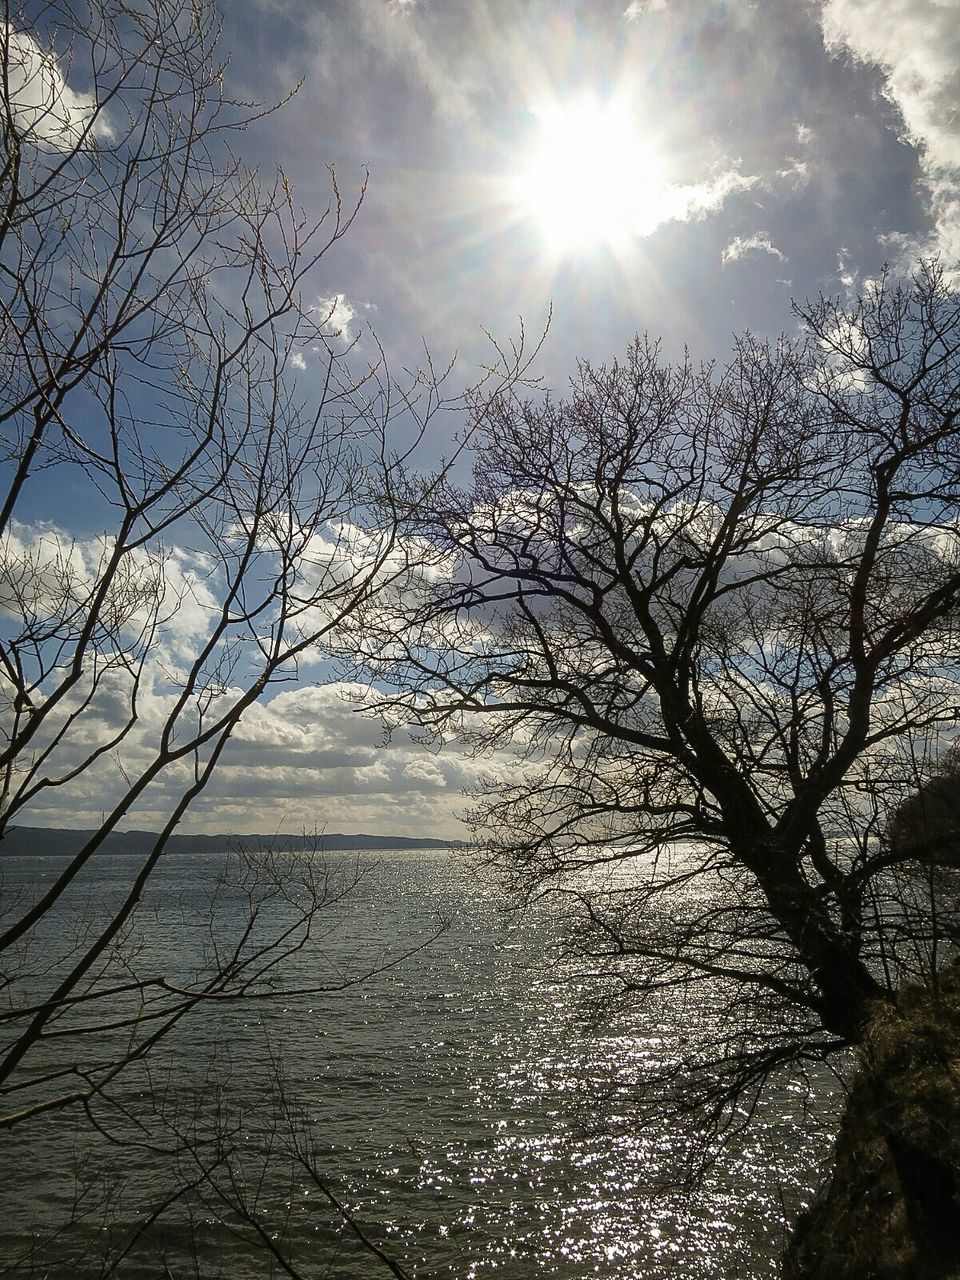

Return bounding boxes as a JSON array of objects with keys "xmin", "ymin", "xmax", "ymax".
[{"xmin": 0, "ymin": 826, "xmax": 462, "ymax": 857}]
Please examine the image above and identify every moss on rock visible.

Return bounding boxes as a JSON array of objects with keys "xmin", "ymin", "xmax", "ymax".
[{"xmin": 783, "ymin": 974, "xmax": 960, "ymax": 1280}]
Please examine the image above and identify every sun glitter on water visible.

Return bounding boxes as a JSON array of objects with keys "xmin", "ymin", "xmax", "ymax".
[{"xmin": 511, "ymin": 97, "xmax": 670, "ymax": 256}]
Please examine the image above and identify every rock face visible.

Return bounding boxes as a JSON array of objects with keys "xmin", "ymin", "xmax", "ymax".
[{"xmin": 783, "ymin": 976, "xmax": 960, "ymax": 1280}]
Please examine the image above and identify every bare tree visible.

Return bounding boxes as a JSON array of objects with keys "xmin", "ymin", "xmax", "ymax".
[
  {"xmin": 357, "ymin": 263, "xmax": 960, "ymax": 1136},
  {"xmin": 0, "ymin": 2, "xmax": 514, "ymax": 1272},
  {"xmin": 0, "ymin": 0, "xmax": 372, "ymax": 1119}
]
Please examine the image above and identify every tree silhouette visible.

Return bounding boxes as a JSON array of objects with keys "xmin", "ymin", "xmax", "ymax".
[
  {"xmin": 0, "ymin": 5, "xmax": 502, "ymax": 1273},
  {"xmin": 360, "ymin": 263, "xmax": 960, "ymax": 1132}
]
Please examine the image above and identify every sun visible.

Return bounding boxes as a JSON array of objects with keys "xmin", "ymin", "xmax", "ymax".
[{"xmin": 511, "ymin": 97, "xmax": 669, "ymax": 256}]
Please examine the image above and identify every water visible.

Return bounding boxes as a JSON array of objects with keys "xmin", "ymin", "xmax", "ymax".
[{"xmin": 0, "ymin": 847, "xmax": 838, "ymax": 1278}]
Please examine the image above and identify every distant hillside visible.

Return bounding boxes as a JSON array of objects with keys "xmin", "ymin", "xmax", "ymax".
[{"xmin": 0, "ymin": 826, "xmax": 460, "ymax": 857}]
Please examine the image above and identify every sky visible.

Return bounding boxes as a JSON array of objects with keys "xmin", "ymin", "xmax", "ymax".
[
  {"xmin": 7, "ymin": 0, "xmax": 960, "ymax": 838},
  {"xmin": 219, "ymin": 0, "xmax": 955, "ymax": 378}
]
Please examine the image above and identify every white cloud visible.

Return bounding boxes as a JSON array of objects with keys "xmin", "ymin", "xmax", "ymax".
[
  {"xmin": 0, "ymin": 524, "xmax": 216, "ymax": 654},
  {"xmin": 821, "ymin": 0, "xmax": 960, "ymax": 265},
  {"xmin": 313, "ymin": 292, "xmax": 357, "ymax": 344},
  {"xmin": 290, "ymin": 351, "xmax": 307, "ymax": 370},
  {"xmin": 722, "ymin": 233, "xmax": 787, "ymax": 265},
  {"xmin": 4, "ymin": 27, "xmax": 112, "ymax": 149},
  {"xmin": 649, "ymin": 166, "xmax": 760, "ymax": 231},
  {"xmin": 188, "ymin": 682, "xmax": 483, "ymax": 837},
  {"xmin": 0, "ymin": 525, "xmax": 483, "ymax": 839},
  {"xmin": 624, "ymin": 0, "xmax": 667, "ymax": 17},
  {"xmin": 836, "ymin": 247, "xmax": 858, "ymax": 297},
  {"xmin": 777, "ymin": 155, "xmax": 811, "ymax": 186},
  {"xmin": 403, "ymin": 756, "xmax": 447, "ymax": 787}
]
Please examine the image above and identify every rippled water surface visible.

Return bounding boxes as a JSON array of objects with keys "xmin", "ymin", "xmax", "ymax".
[{"xmin": 0, "ymin": 848, "xmax": 839, "ymax": 1278}]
